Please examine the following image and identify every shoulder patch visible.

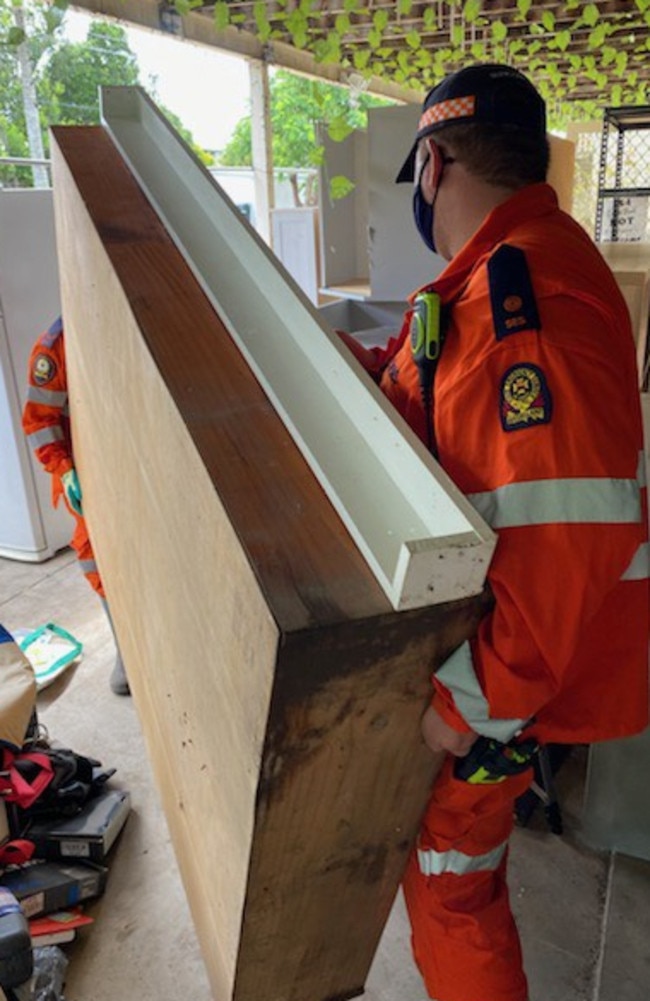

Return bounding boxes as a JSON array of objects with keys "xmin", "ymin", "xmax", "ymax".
[
  {"xmin": 488, "ymin": 245, "xmax": 540, "ymax": 341},
  {"xmin": 32, "ymin": 352, "xmax": 57, "ymax": 386},
  {"xmin": 500, "ymin": 363, "xmax": 552, "ymax": 431},
  {"xmin": 39, "ymin": 316, "xmax": 63, "ymax": 349}
]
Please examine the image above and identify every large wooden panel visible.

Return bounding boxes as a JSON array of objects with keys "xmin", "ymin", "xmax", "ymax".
[{"xmin": 51, "ymin": 125, "xmax": 488, "ymax": 1001}]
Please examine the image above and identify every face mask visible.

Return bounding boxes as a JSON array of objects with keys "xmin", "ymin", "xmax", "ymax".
[
  {"xmin": 412, "ymin": 144, "xmax": 454, "ymax": 255},
  {"xmin": 413, "ymin": 179, "xmax": 436, "ymax": 253}
]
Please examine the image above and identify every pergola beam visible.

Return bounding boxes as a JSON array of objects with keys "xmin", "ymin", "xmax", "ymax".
[
  {"xmin": 70, "ymin": 0, "xmax": 423, "ymax": 105},
  {"xmin": 70, "ymin": 0, "xmax": 421, "ymax": 242}
]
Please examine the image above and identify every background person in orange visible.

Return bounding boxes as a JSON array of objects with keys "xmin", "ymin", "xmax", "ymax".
[
  {"xmin": 22, "ymin": 316, "xmax": 130, "ymax": 696},
  {"xmin": 340, "ymin": 63, "xmax": 649, "ymax": 1001}
]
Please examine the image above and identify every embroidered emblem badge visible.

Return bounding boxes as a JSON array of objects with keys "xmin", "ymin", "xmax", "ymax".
[
  {"xmin": 33, "ymin": 353, "xmax": 56, "ymax": 386},
  {"xmin": 500, "ymin": 363, "xmax": 552, "ymax": 431}
]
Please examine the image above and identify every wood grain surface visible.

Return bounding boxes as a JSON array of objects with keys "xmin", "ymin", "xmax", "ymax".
[{"xmin": 51, "ymin": 124, "xmax": 487, "ymax": 1001}]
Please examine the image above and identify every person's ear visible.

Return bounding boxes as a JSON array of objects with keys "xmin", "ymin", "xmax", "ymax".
[{"xmin": 425, "ymin": 138, "xmax": 447, "ymax": 191}]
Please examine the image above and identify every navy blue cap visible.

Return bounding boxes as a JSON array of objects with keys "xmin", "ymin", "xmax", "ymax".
[{"xmin": 396, "ymin": 63, "xmax": 546, "ymax": 183}]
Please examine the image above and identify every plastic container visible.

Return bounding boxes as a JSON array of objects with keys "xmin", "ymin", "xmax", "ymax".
[{"xmin": 0, "ymin": 885, "xmax": 34, "ymax": 987}]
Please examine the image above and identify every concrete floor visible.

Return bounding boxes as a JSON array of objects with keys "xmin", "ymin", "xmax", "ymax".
[{"xmin": 1, "ymin": 548, "xmax": 649, "ymax": 1001}]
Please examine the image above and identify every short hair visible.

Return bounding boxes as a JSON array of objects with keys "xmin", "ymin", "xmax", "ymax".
[{"xmin": 436, "ymin": 122, "xmax": 550, "ymax": 189}]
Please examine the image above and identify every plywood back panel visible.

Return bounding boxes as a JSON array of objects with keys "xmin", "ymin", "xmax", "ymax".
[
  {"xmin": 598, "ymin": 242, "xmax": 650, "ymax": 386},
  {"xmin": 51, "ymin": 124, "xmax": 488, "ymax": 1001},
  {"xmin": 548, "ymin": 134, "xmax": 575, "ymax": 215}
]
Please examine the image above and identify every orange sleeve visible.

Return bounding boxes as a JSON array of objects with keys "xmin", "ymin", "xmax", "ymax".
[
  {"xmin": 335, "ymin": 312, "xmax": 411, "ymax": 380},
  {"xmin": 22, "ymin": 336, "xmax": 72, "ymax": 481},
  {"xmin": 432, "ymin": 290, "xmax": 648, "ymax": 742}
]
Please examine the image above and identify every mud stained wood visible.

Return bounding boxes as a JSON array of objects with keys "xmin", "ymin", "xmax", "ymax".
[{"xmin": 50, "ymin": 125, "xmax": 487, "ymax": 1001}]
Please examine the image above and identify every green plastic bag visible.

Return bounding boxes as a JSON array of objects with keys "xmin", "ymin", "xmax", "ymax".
[{"xmin": 17, "ymin": 623, "xmax": 83, "ymax": 691}]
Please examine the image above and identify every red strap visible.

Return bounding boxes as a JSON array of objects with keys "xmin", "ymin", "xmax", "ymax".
[
  {"xmin": 0, "ymin": 839, "xmax": 35, "ymax": 867},
  {"xmin": 0, "ymin": 750, "xmax": 54, "ymax": 809}
]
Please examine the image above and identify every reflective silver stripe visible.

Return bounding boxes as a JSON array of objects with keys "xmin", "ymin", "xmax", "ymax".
[
  {"xmin": 468, "ymin": 477, "xmax": 641, "ymax": 529},
  {"xmin": 418, "ymin": 840, "xmax": 507, "ymax": 877},
  {"xmin": 79, "ymin": 560, "xmax": 98, "ymax": 574},
  {"xmin": 621, "ymin": 543, "xmax": 650, "ymax": 581},
  {"xmin": 437, "ymin": 642, "xmax": 526, "ymax": 742},
  {"xmin": 27, "ymin": 425, "xmax": 64, "ymax": 449},
  {"xmin": 26, "ymin": 385, "xmax": 67, "ymax": 408}
]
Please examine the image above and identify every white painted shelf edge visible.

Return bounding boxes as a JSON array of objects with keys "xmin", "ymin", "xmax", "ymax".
[{"xmin": 100, "ymin": 85, "xmax": 496, "ymax": 610}]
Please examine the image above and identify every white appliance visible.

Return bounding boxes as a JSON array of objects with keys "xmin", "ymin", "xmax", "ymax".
[{"xmin": 0, "ymin": 188, "xmax": 72, "ymax": 561}]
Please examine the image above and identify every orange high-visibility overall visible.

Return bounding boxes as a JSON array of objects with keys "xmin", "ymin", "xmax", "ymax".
[
  {"xmin": 359, "ymin": 184, "xmax": 649, "ymax": 1001},
  {"xmin": 21, "ymin": 318, "xmax": 104, "ymax": 598}
]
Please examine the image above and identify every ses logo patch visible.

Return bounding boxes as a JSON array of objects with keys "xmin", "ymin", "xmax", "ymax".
[{"xmin": 500, "ymin": 363, "xmax": 552, "ymax": 431}]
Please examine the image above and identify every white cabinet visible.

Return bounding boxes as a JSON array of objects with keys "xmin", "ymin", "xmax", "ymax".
[
  {"xmin": 318, "ymin": 105, "xmax": 441, "ymax": 301},
  {"xmin": 0, "ymin": 189, "xmax": 72, "ymax": 561},
  {"xmin": 317, "ymin": 112, "xmax": 577, "ymax": 305},
  {"xmin": 271, "ymin": 207, "xmax": 319, "ymax": 305}
]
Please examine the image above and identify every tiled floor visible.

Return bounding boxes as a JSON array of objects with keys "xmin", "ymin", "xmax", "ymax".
[{"xmin": 1, "ymin": 548, "xmax": 649, "ymax": 1001}]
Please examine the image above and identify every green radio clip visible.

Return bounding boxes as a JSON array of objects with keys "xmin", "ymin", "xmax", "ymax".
[{"xmin": 410, "ymin": 291, "xmax": 442, "ymax": 363}]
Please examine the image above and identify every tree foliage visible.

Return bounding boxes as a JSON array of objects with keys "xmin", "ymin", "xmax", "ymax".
[
  {"xmin": 46, "ymin": 20, "xmax": 140, "ymax": 125},
  {"xmin": 0, "ymin": 3, "xmax": 212, "ymax": 187},
  {"xmin": 0, "ymin": 0, "xmax": 62, "ymax": 183},
  {"xmin": 220, "ymin": 69, "xmax": 390, "ymax": 204}
]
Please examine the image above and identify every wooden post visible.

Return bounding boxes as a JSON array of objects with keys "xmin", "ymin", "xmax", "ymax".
[{"xmin": 250, "ymin": 60, "xmax": 274, "ymax": 245}]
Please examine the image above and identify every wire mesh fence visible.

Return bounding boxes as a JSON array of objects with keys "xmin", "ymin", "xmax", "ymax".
[{"xmin": 595, "ymin": 108, "xmax": 650, "ymax": 243}]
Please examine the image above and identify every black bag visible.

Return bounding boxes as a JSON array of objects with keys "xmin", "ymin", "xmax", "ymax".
[{"xmin": 3, "ymin": 737, "xmax": 116, "ymax": 842}]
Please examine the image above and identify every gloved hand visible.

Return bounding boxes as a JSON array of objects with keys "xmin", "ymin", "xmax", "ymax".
[
  {"xmin": 420, "ymin": 704, "xmax": 477, "ymax": 757},
  {"xmin": 61, "ymin": 468, "xmax": 83, "ymax": 516}
]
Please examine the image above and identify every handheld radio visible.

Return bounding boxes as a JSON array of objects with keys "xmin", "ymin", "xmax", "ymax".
[{"xmin": 410, "ymin": 291, "xmax": 441, "ymax": 452}]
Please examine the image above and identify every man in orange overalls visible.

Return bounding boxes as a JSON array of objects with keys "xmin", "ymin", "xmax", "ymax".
[
  {"xmin": 22, "ymin": 317, "xmax": 130, "ymax": 696},
  {"xmin": 340, "ymin": 64, "xmax": 649, "ymax": 1001}
]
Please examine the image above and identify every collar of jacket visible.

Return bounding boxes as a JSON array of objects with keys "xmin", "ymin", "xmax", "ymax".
[{"xmin": 409, "ymin": 182, "xmax": 559, "ymax": 308}]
